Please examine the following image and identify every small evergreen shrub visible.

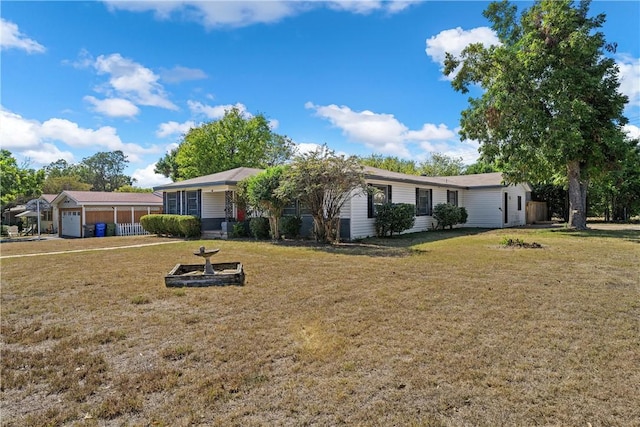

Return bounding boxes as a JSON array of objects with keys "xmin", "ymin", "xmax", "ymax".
[
  {"xmin": 232, "ymin": 221, "xmax": 248, "ymax": 238},
  {"xmin": 140, "ymin": 214, "xmax": 201, "ymax": 238},
  {"xmin": 280, "ymin": 216, "xmax": 303, "ymax": 239},
  {"xmin": 433, "ymin": 204, "xmax": 468, "ymax": 230},
  {"xmin": 375, "ymin": 203, "xmax": 416, "ymax": 237},
  {"xmin": 249, "ymin": 217, "xmax": 270, "ymax": 240}
]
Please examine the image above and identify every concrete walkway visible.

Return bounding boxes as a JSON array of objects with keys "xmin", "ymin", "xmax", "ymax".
[{"xmin": 0, "ymin": 240, "xmax": 183, "ymax": 259}]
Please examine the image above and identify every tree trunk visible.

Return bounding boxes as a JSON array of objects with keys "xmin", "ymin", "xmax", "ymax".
[{"xmin": 566, "ymin": 160, "xmax": 588, "ymax": 229}]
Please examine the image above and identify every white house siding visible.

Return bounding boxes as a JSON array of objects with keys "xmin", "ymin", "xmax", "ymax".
[
  {"xmin": 464, "ymin": 188, "xmax": 503, "ymax": 228},
  {"xmin": 201, "ymin": 191, "xmax": 226, "ymax": 218},
  {"xmin": 503, "ymin": 185, "xmax": 528, "ymax": 227},
  {"xmin": 349, "ymin": 180, "xmax": 454, "ymax": 240}
]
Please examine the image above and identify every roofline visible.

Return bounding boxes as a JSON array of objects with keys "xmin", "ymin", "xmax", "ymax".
[
  {"xmin": 363, "ymin": 172, "xmax": 470, "ymax": 189},
  {"xmin": 154, "ymin": 180, "xmax": 241, "ymax": 191},
  {"xmin": 51, "ymin": 190, "xmax": 162, "ymax": 206}
]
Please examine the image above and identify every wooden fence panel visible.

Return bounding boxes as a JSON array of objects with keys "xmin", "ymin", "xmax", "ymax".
[{"xmin": 526, "ymin": 201, "xmax": 548, "ymax": 224}]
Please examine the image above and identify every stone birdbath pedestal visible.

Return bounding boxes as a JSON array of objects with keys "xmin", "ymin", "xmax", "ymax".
[{"xmin": 194, "ymin": 246, "xmax": 220, "ymax": 275}]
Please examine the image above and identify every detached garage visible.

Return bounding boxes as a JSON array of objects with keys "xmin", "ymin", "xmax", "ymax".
[{"xmin": 52, "ymin": 191, "xmax": 163, "ymax": 238}]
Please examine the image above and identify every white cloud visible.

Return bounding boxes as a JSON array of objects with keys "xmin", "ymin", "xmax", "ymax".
[
  {"xmin": 306, "ymin": 102, "xmax": 459, "ymax": 157},
  {"xmin": 21, "ymin": 143, "xmax": 76, "ymax": 166},
  {"xmin": 103, "ymin": 1, "xmax": 419, "ymax": 28},
  {"xmin": 84, "ymin": 96, "xmax": 140, "ymax": 118},
  {"xmin": 160, "ymin": 65, "xmax": 207, "ymax": 83},
  {"xmin": 0, "ymin": 107, "xmax": 159, "ymax": 165},
  {"xmin": 131, "ymin": 162, "xmax": 172, "ymax": 189},
  {"xmin": 187, "ymin": 100, "xmax": 249, "ymax": 119},
  {"xmin": 295, "ymin": 142, "xmax": 323, "ymax": 155},
  {"xmin": 268, "ymin": 119, "xmax": 279, "ymax": 130},
  {"xmin": 426, "ymin": 26, "xmax": 499, "ymax": 79},
  {"xmin": 623, "ymin": 124, "xmax": 640, "ymax": 141},
  {"xmin": 156, "ymin": 120, "xmax": 196, "ymax": 138},
  {"xmin": 93, "ymin": 53, "xmax": 178, "ymax": 110},
  {"xmin": 617, "ymin": 54, "xmax": 640, "ymax": 110},
  {"xmin": 0, "ymin": 18, "xmax": 45, "ymax": 53},
  {"xmin": 326, "ymin": 0, "xmax": 419, "ymax": 15}
]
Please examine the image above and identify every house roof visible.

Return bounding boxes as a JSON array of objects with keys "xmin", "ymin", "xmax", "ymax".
[
  {"xmin": 52, "ymin": 191, "xmax": 163, "ymax": 206},
  {"xmin": 152, "ymin": 165, "xmax": 526, "ymax": 192},
  {"xmin": 153, "ymin": 167, "xmax": 264, "ymax": 191},
  {"xmin": 41, "ymin": 194, "xmax": 57, "ymax": 203},
  {"xmin": 363, "ymin": 167, "xmax": 508, "ymax": 189}
]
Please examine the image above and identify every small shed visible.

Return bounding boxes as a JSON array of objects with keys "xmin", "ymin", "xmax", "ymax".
[{"xmin": 51, "ymin": 191, "xmax": 163, "ymax": 238}]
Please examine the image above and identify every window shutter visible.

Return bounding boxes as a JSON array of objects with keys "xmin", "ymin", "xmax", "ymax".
[
  {"xmin": 415, "ymin": 188, "xmax": 420, "ymax": 215},
  {"xmin": 197, "ymin": 189, "xmax": 202, "ymax": 218},
  {"xmin": 388, "ymin": 185, "xmax": 392, "ymax": 203},
  {"xmin": 429, "ymin": 189, "xmax": 433, "ymax": 215},
  {"xmin": 367, "ymin": 190, "xmax": 374, "ymax": 218},
  {"xmin": 163, "ymin": 192, "xmax": 167, "ymax": 213}
]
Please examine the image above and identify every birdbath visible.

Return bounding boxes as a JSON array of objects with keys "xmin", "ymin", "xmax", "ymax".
[{"xmin": 194, "ymin": 246, "xmax": 220, "ymax": 275}]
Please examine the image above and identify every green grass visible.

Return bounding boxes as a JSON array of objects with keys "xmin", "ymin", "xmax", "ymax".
[{"xmin": 1, "ymin": 228, "xmax": 639, "ymax": 425}]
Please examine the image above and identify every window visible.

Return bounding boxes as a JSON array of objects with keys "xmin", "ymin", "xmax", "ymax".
[
  {"xmin": 42, "ymin": 210, "xmax": 52, "ymax": 221},
  {"xmin": 368, "ymin": 184, "xmax": 391, "ymax": 218},
  {"xmin": 186, "ymin": 191, "xmax": 200, "ymax": 217},
  {"xmin": 166, "ymin": 192, "xmax": 178, "ymax": 214},
  {"xmin": 517, "ymin": 196, "xmax": 522, "ymax": 211},
  {"xmin": 283, "ymin": 200, "xmax": 298, "ymax": 216},
  {"xmin": 416, "ymin": 188, "xmax": 432, "ymax": 216},
  {"xmin": 447, "ymin": 190, "xmax": 458, "ymax": 206}
]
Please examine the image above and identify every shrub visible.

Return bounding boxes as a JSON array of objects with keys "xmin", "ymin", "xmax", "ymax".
[
  {"xmin": 375, "ymin": 203, "xmax": 416, "ymax": 237},
  {"xmin": 280, "ymin": 216, "xmax": 303, "ymax": 239},
  {"xmin": 249, "ymin": 217, "xmax": 270, "ymax": 240},
  {"xmin": 1, "ymin": 225, "xmax": 7, "ymax": 237},
  {"xmin": 140, "ymin": 214, "xmax": 200, "ymax": 238},
  {"xmin": 433, "ymin": 204, "xmax": 468, "ymax": 230},
  {"xmin": 232, "ymin": 221, "xmax": 249, "ymax": 238}
]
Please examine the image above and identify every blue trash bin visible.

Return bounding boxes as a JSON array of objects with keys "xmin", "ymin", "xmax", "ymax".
[{"xmin": 95, "ymin": 223, "xmax": 106, "ymax": 237}]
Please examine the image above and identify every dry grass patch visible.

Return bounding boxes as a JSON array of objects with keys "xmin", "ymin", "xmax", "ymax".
[{"xmin": 1, "ymin": 227, "xmax": 639, "ymax": 425}]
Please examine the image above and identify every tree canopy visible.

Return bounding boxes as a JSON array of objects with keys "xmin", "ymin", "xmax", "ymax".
[
  {"xmin": 0, "ymin": 150, "xmax": 44, "ymax": 209},
  {"xmin": 444, "ymin": 0, "xmax": 629, "ymax": 229},
  {"xmin": 279, "ymin": 146, "xmax": 367, "ymax": 243},
  {"xmin": 158, "ymin": 107, "xmax": 295, "ymax": 181},
  {"xmin": 238, "ymin": 166, "xmax": 290, "ymax": 240},
  {"xmin": 76, "ymin": 151, "xmax": 132, "ymax": 192}
]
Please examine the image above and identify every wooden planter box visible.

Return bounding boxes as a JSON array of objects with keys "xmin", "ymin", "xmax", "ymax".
[{"xmin": 165, "ymin": 262, "xmax": 245, "ymax": 287}]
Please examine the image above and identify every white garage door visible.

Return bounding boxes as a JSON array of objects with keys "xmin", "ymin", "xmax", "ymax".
[{"xmin": 61, "ymin": 211, "xmax": 81, "ymax": 237}]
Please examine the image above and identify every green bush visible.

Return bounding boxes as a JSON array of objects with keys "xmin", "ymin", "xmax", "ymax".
[
  {"xmin": 433, "ymin": 204, "xmax": 468, "ymax": 230},
  {"xmin": 280, "ymin": 216, "xmax": 302, "ymax": 239},
  {"xmin": 1, "ymin": 225, "xmax": 7, "ymax": 237},
  {"xmin": 232, "ymin": 221, "xmax": 249, "ymax": 238},
  {"xmin": 249, "ymin": 217, "xmax": 270, "ymax": 240},
  {"xmin": 374, "ymin": 203, "xmax": 416, "ymax": 237},
  {"xmin": 140, "ymin": 214, "xmax": 201, "ymax": 238}
]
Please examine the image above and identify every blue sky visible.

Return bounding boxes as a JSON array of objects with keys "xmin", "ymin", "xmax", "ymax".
[{"xmin": 2, "ymin": 1, "xmax": 639, "ymax": 188}]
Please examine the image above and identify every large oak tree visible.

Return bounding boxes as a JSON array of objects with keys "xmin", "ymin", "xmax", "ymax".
[{"xmin": 444, "ymin": 0, "xmax": 629, "ymax": 229}]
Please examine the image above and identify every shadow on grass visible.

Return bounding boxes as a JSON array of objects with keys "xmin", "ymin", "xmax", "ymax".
[
  {"xmin": 275, "ymin": 228, "xmax": 494, "ymax": 258},
  {"xmin": 548, "ymin": 227, "xmax": 640, "ymax": 243}
]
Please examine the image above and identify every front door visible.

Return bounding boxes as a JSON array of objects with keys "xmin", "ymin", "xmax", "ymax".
[{"xmin": 504, "ymin": 192, "xmax": 509, "ymax": 224}]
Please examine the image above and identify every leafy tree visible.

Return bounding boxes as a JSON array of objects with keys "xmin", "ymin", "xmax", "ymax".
[
  {"xmin": 154, "ymin": 148, "xmax": 181, "ymax": 182},
  {"xmin": 419, "ymin": 153, "xmax": 465, "ymax": 176},
  {"xmin": 0, "ymin": 150, "xmax": 45, "ymax": 209},
  {"xmin": 164, "ymin": 107, "xmax": 295, "ymax": 180},
  {"xmin": 464, "ymin": 160, "xmax": 500, "ymax": 174},
  {"xmin": 77, "ymin": 151, "xmax": 132, "ymax": 192},
  {"xmin": 278, "ymin": 146, "xmax": 367, "ymax": 243},
  {"xmin": 44, "ymin": 159, "xmax": 79, "ymax": 178},
  {"xmin": 238, "ymin": 166, "xmax": 289, "ymax": 240},
  {"xmin": 359, "ymin": 154, "xmax": 420, "ymax": 175},
  {"xmin": 444, "ymin": 0, "xmax": 629, "ymax": 229},
  {"xmin": 115, "ymin": 185, "xmax": 153, "ymax": 193},
  {"xmin": 588, "ymin": 138, "xmax": 640, "ymax": 221},
  {"xmin": 42, "ymin": 175, "xmax": 92, "ymax": 193}
]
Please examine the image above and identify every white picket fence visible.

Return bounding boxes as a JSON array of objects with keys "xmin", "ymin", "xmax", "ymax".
[{"xmin": 116, "ymin": 223, "xmax": 149, "ymax": 236}]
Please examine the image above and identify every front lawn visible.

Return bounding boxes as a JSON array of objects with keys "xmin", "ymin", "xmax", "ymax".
[{"xmin": 1, "ymin": 228, "xmax": 638, "ymax": 425}]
